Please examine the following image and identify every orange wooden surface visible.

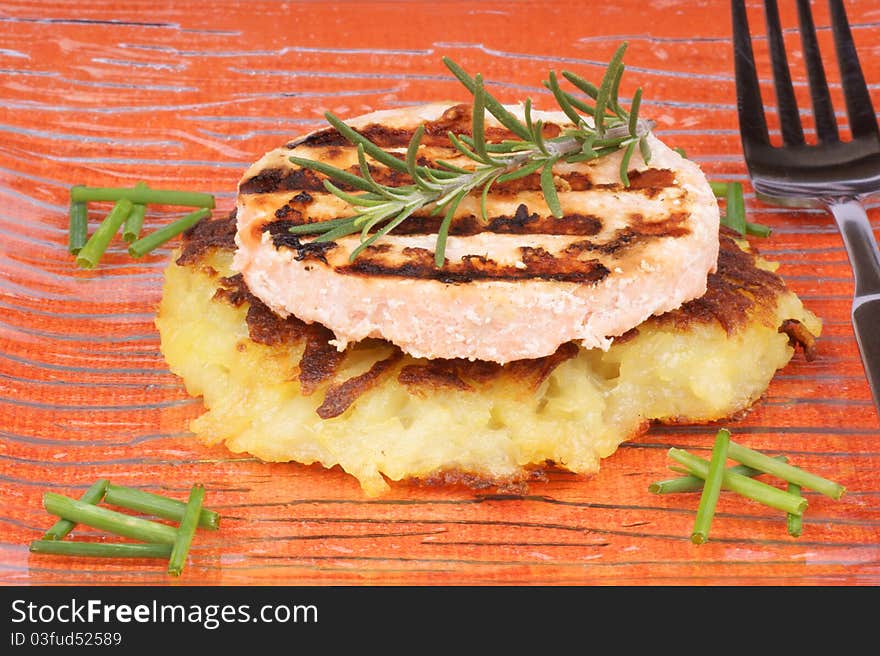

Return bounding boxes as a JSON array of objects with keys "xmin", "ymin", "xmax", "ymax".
[{"xmin": 1, "ymin": 0, "xmax": 879, "ymax": 586}]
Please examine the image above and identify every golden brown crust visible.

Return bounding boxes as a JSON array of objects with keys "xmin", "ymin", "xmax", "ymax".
[
  {"xmin": 175, "ymin": 210, "xmax": 237, "ymax": 266},
  {"xmin": 317, "ymin": 350, "xmax": 404, "ymax": 419},
  {"xmin": 652, "ymin": 228, "xmax": 786, "ymax": 335}
]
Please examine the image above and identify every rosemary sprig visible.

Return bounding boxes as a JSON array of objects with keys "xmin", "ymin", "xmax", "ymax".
[{"xmin": 289, "ymin": 43, "xmax": 653, "ymax": 267}]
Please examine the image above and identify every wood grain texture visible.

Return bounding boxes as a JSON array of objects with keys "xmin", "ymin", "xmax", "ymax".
[{"xmin": 1, "ymin": 0, "xmax": 878, "ymax": 586}]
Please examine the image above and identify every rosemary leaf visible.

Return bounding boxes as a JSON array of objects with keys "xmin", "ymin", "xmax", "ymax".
[
  {"xmin": 628, "ymin": 88, "xmax": 643, "ymax": 137},
  {"xmin": 639, "ymin": 134, "xmax": 652, "ymax": 164},
  {"xmin": 541, "ymin": 157, "xmax": 562, "ymax": 218},
  {"xmin": 595, "ymin": 43, "xmax": 629, "ymax": 136},
  {"xmin": 496, "ymin": 158, "xmax": 544, "ymax": 183},
  {"xmin": 619, "ymin": 141, "xmax": 637, "ymax": 186},
  {"xmin": 434, "ymin": 189, "xmax": 468, "ymax": 267},
  {"xmin": 289, "ymin": 156, "xmax": 376, "ymax": 193},
  {"xmin": 561, "ymin": 70, "xmax": 600, "ymax": 99},
  {"xmin": 442, "ymin": 57, "xmax": 531, "ymax": 141},
  {"xmin": 405, "ymin": 124, "xmax": 429, "ymax": 190},
  {"xmin": 325, "ymin": 112, "xmax": 409, "ymax": 174},
  {"xmin": 289, "ymin": 215, "xmax": 361, "ymax": 234},
  {"xmin": 323, "ymin": 181, "xmax": 387, "ymax": 207},
  {"xmin": 546, "ymin": 71, "xmax": 584, "ymax": 127},
  {"xmin": 480, "ymin": 172, "xmax": 500, "ymax": 222}
]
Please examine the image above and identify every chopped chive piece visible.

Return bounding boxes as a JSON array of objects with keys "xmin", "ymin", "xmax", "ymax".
[
  {"xmin": 70, "ymin": 186, "xmax": 214, "ymax": 208},
  {"xmin": 710, "ymin": 181, "xmax": 728, "ymax": 197},
  {"xmin": 104, "ymin": 484, "xmax": 220, "ymax": 530},
  {"xmin": 68, "ymin": 188, "xmax": 88, "ymax": 255},
  {"xmin": 726, "ymin": 441, "xmax": 845, "ymax": 500},
  {"xmin": 651, "ymin": 455, "xmax": 789, "ymax": 494},
  {"xmin": 30, "ymin": 540, "xmax": 172, "ymax": 559},
  {"xmin": 745, "ymin": 221, "xmax": 772, "ymax": 237},
  {"xmin": 691, "ymin": 429, "xmax": 730, "ymax": 544},
  {"xmin": 43, "ymin": 479, "xmax": 109, "ymax": 541},
  {"xmin": 710, "ymin": 181, "xmax": 772, "ymax": 237},
  {"xmin": 168, "ymin": 484, "xmax": 205, "ymax": 577},
  {"xmin": 43, "ymin": 492, "xmax": 178, "ymax": 545},
  {"xmin": 75, "ymin": 198, "xmax": 133, "ymax": 269},
  {"xmin": 128, "ymin": 208, "xmax": 210, "ymax": 258},
  {"xmin": 123, "ymin": 193, "xmax": 147, "ymax": 243},
  {"xmin": 787, "ymin": 482, "xmax": 803, "ymax": 537},
  {"xmin": 667, "ymin": 448, "xmax": 807, "ymax": 516},
  {"xmin": 725, "ymin": 181, "xmax": 747, "ymax": 235}
]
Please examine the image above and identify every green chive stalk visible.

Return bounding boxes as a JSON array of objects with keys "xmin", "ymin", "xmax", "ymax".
[
  {"xmin": 667, "ymin": 448, "xmax": 807, "ymax": 516},
  {"xmin": 710, "ymin": 181, "xmax": 771, "ymax": 237},
  {"xmin": 787, "ymin": 483, "xmax": 803, "ymax": 537},
  {"xmin": 76, "ymin": 198, "xmax": 132, "ymax": 269},
  {"xmin": 128, "ymin": 208, "xmax": 210, "ymax": 258},
  {"xmin": 690, "ymin": 429, "xmax": 730, "ymax": 544},
  {"xmin": 104, "ymin": 484, "xmax": 220, "ymax": 530},
  {"xmin": 70, "ymin": 186, "xmax": 215, "ymax": 208},
  {"xmin": 725, "ymin": 182, "xmax": 747, "ymax": 235},
  {"xmin": 43, "ymin": 479, "xmax": 109, "ymax": 541},
  {"xmin": 726, "ymin": 441, "xmax": 846, "ymax": 500},
  {"xmin": 168, "ymin": 484, "xmax": 205, "ymax": 577},
  {"xmin": 30, "ymin": 540, "xmax": 172, "ymax": 559},
  {"xmin": 68, "ymin": 188, "xmax": 88, "ymax": 255},
  {"xmin": 43, "ymin": 493, "xmax": 178, "ymax": 545},
  {"xmin": 652, "ymin": 455, "xmax": 789, "ymax": 494},
  {"xmin": 123, "ymin": 205, "xmax": 147, "ymax": 243}
]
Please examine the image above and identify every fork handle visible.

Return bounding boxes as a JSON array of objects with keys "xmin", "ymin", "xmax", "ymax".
[
  {"xmin": 829, "ymin": 199, "xmax": 880, "ymax": 297},
  {"xmin": 828, "ymin": 199, "xmax": 880, "ymax": 415}
]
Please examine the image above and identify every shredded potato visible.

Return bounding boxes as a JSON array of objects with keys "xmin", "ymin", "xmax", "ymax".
[{"xmin": 157, "ymin": 245, "xmax": 820, "ymax": 496}]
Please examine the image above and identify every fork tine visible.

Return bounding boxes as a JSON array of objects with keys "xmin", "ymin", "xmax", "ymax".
[
  {"xmin": 765, "ymin": 0, "xmax": 805, "ymax": 145},
  {"xmin": 829, "ymin": 0, "xmax": 879, "ymax": 139},
  {"xmin": 732, "ymin": 0, "xmax": 770, "ymax": 147},
  {"xmin": 796, "ymin": 0, "xmax": 839, "ymax": 143}
]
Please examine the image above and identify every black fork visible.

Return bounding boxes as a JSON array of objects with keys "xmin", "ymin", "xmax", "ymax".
[{"xmin": 732, "ymin": 0, "xmax": 880, "ymax": 416}]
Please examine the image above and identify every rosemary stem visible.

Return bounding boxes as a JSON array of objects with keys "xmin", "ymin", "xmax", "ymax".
[
  {"xmin": 726, "ymin": 442, "xmax": 845, "ymax": 500},
  {"xmin": 43, "ymin": 479, "xmax": 109, "ymax": 540},
  {"xmin": 43, "ymin": 492, "xmax": 179, "ymax": 545},
  {"xmin": 104, "ymin": 484, "xmax": 220, "ymax": 530},
  {"xmin": 667, "ymin": 448, "xmax": 807, "ymax": 516},
  {"xmin": 30, "ymin": 540, "xmax": 172, "ymax": 559}
]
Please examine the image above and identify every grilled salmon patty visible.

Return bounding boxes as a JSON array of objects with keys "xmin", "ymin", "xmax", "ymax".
[
  {"xmin": 234, "ymin": 103, "xmax": 720, "ymax": 363},
  {"xmin": 157, "ymin": 215, "xmax": 819, "ymax": 495}
]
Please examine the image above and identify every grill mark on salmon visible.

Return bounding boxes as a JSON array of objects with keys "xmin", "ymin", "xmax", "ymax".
[
  {"xmin": 264, "ymin": 204, "xmax": 604, "ymax": 240},
  {"xmin": 263, "ymin": 223, "xmax": 338, "ymax": 263},
  {"xmin": 338, "ymin": 245, "xmax": 611, "ymax": 284}
]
